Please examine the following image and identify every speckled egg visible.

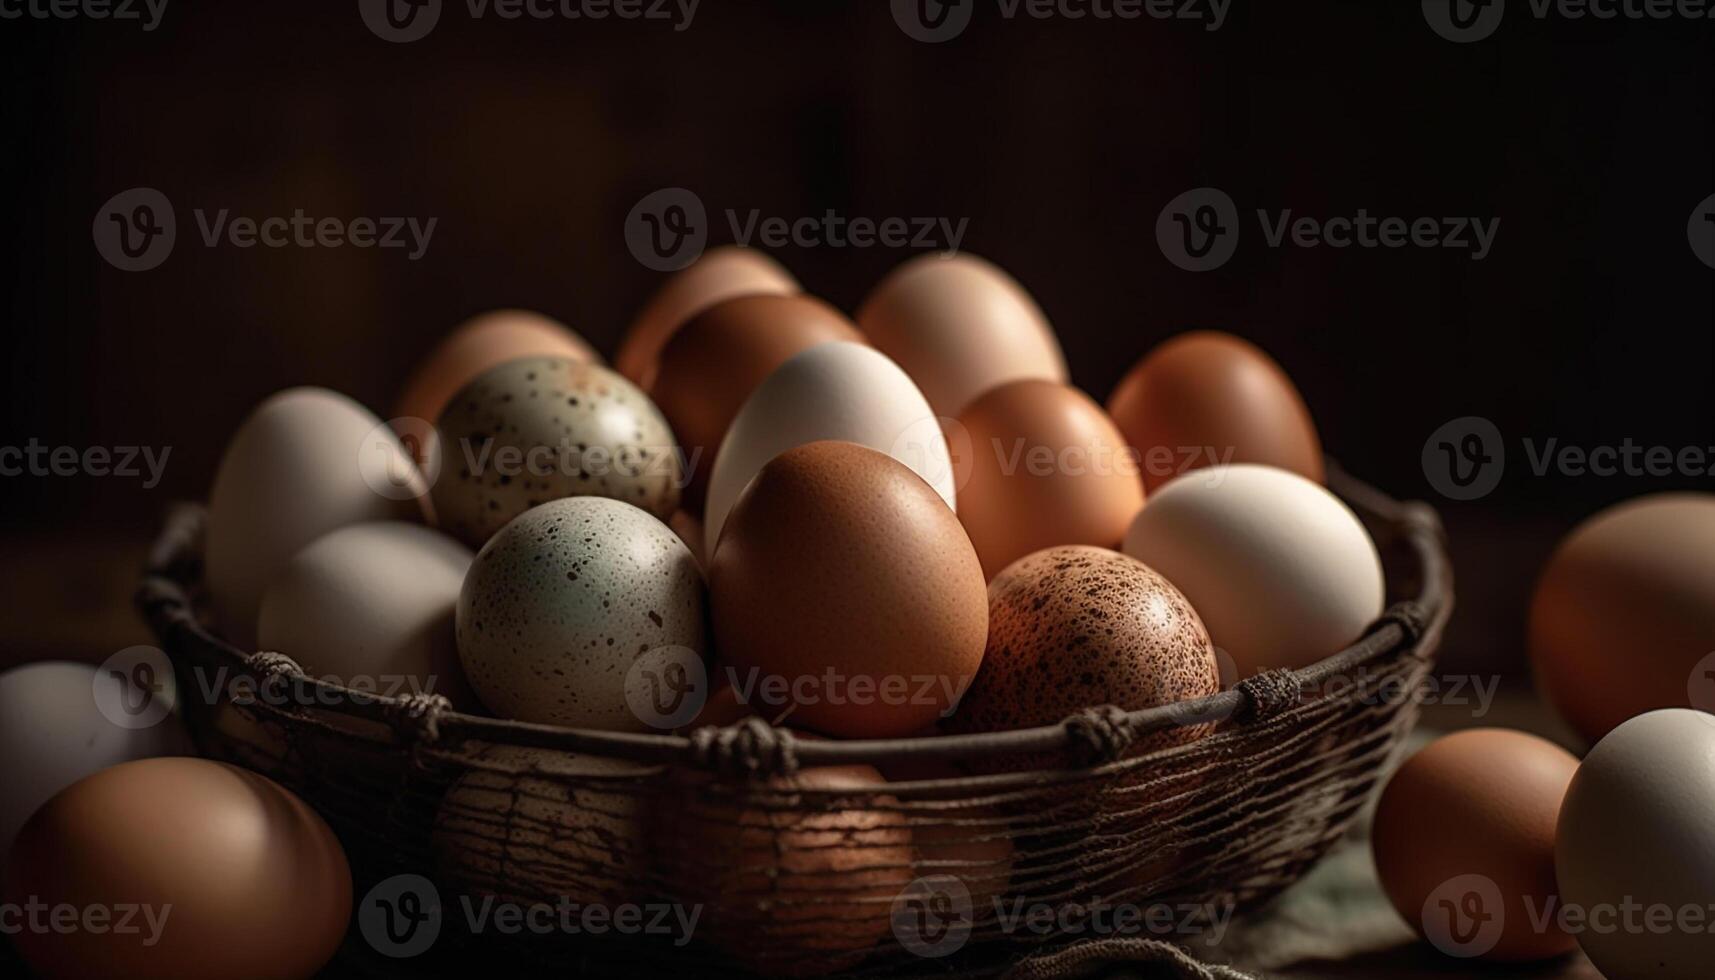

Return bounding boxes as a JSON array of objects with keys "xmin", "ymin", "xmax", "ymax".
[
  {"xmin": 455, "ymin": 497, "xmax": 706, "ymax": 731},
  {"xmin": 944, "ymin": 546, "xmax": 1219, "ymax": 746},
  {"xmin": 431, "ymin": 357, "xmax": 682, "ymax": 548}
]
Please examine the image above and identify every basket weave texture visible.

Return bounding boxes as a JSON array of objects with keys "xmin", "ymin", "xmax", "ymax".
[{"xmin": 136, "ymin": 466, "xmax": 1451, "ymax": 979}]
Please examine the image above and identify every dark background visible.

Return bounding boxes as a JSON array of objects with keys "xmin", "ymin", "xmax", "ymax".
[{"xmin": 1, "ymin": 0, "xmax": 1711, "ymax": 681}]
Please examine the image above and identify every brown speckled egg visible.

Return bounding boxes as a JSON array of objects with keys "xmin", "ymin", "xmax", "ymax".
[
  {"xmin": 432, "ymin": 357, "xmax": 681, "ymax": 548},
  {"xmin": 944, "ymin": 546, "xmax": 1219, "ymax": 745},
  {"xmin": 455, "ymin": 497, "xmax": 706, "ymax": 731}
]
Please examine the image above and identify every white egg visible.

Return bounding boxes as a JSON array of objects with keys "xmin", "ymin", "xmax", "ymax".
[
  {"xmin": 702, "ymin": 340, "xmax": 954, "ymax": 556},
  {"xmin": 455, "ymin": 497, "xmax": 706, "ymax": 731},
  {"xmin": 1556, "ymin": 708, "xmax": 1715, "ymax": 980},
  {"xmin": 207, "ymin": 387, "xmax": 426, "ymax": 648},
  {"xmin": 258, "ymin": 522, "xmax": 477, "ymax": 710},
  {"xmin": 0, "ymin": 661, "xmax": 190, "ymax": 860},
  {"xmin": 1122, "ymin": 464, "xmax": 1384, "ymax": 678}
]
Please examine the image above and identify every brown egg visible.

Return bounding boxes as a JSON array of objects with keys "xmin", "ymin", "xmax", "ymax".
[
  {"xmin": 395, "ymin": 309, "xmax": 599, "ymax": 433},
  {"xmin": 856, "ymin": 252, "xmax": 1067, "ymax": 417},
  {"xmin": 658, "ymin": 764, "xmax": 913, "ymax": 977},
  {"xmin": 952, "ymin": 379, "xmax": 1146, "ymax": 580},
  {"xmin": 617, "ymin": 246, "xmax": 798, "ymax": 389},
  {"xmin": 668, "ymin": 509, "xmax": 707, "ymax": 569},
  {"xmin": 708, "ymin": 441, "xmax": 988, "ymax": 738},
  {"xmin": 1530, "ymin": 493, "xmax": 1715, "ymax": 743},
  {"xmin": 1106, "ymin": 331, "xmax": 1324, "ymax": 493},
  {"xmin": 1, "ymin": 758, "xmax": 351, "ymax": 980},
  {"xmin": 943, "ymin": 546, "xmax": 1219, "ymax": 746},
  {"xmin": 650, "ymin": 294, "xmax": 864, "ymax": 512},
  {"xmin": 1371, "ymin": 730, "xmax": 1579, "ymax": 962}
]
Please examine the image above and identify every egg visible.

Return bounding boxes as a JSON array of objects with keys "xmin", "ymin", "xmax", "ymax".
[
  {"xmin": 951, "ymin": 380, "xmax": 1146, "ymax": 579},
  {"xmin": 430, "ymin": 357, "xmax": 681, "ymax": 549},
  {"xmin": 1529, "ymin": 493, "xmax": 1715, "ymax": 743},
  {"xmin": 456, "ymin": 496, "xmax": 706, "ymax": 731},
  {"xmin": 1106, "ymin": 331, "xmax": 1324, "ymax": 493},
  {"xmin": 703, "ymin": 341, "xmax": 954, "ymax": 557},
  {"xmin": 1, "ymin": 758, "xmax": 351, "ymax": 980},
  {"xmin": 1371, "ymin": 730, "xmax": 1579, "ymax": 962},
  {"xmin": 1123, "ymin": 464, "xmax": 1385, "ymax": 679},
  {"xmin": 0, "ymin": 662, "xmax": 190, "ymax": 862},
  {"xmin": 657, "ymin": 764, "xmax": 913, "ymax": 977},
  {"xmin": 943, "ymin": 546, "xmax": 1219, "ymax": 747},
  {"xmin": 667, "ymin": 509, "xmax": 707, "ymax": 569},
  {"xmin": 433, "ymin": 745, "xmax": 653, "ymax": 906},
  {"xmin": 207, "ymin": 387, "xmax": 426, "ymax": 647},
  {"xmin": 1556, "ymin": 709, "xmax": 1715, "ymax": 979},
  {"xmin": 856, "ymin": 252, "xmax": 1068, "ymax": 417},
  {"xmin": 257, "ymin": 521, "xmax": 478, "ymax": 710},
  {"xmin": 394, "ymin": 309, "xmax": 600, "ymax": 434},
  {"xmin": 708, "ymin": 441, "xmax": 987, "ymax": 738},
  {"xmin": 617, "ymin": 246, "xmax": 798, "ymax": 389},
  {"xmin": 649, "ymin": 294, "xmax": 864, "ymax": 512}
]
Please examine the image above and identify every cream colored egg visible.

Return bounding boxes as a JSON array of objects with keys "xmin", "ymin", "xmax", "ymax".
[
  {"xmin": 207, "ymin": 387, "xmax": 426, "ymax": 649},
  {"xmin": 455, "ymin": 497, "xmax": 706, "ymax": 731},
  {"xmin": 257, "ymin": 522, "xmax": 478, "ymax": 711},
  {"xmin": 703, "ymin": 341, "xmax": 954, "ymax": 557}
]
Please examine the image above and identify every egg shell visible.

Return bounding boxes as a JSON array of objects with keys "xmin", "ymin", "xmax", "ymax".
[
  {"xmin": 257, "ymin": 521, "xmax": 478, "ymax": 711},
  {"xmin": 1556, "ymin": 709, "xmax": 1715, "ymax": 980},
  {"xmin": 655, "ymin": 764, "xmax": 914, "ymax": 977},
  {"xmin": 456, "ymin": 496, "xmax": 706, "ymax": 731},
  {"xmin": 0, "ymin": 662, "xmax": 191, "ymax": 862},
  {"xmin": 431, "ymin": 357, "xmax": 681, "ymax": 549},
  {"xmin": 952, "ymin": 380, "xmax": 1146, "ymax": 580},
  {"xmin": 1371, "ymin": 729, "xmax": 1579, "ymax": 962},
  {"xmin": 433, "ymin": 744, "xmax": 655, "ymax": 907},
  {"xmin": 207, "ymin": 387, "xmax": 426, "ymax": 648},
  {"xmin": 1, "ymin": 758, "xmax": 350, "ymax": 980},
  {"xmin": 1106, "ymin": 332, "xmax": 1324, "ymax": 493},
  {"xmin": 650, "ymin": 293, "xmax": 864, "ymax": 513},
  {"xmin": 709, "ymin": 441, "xmax": 987, "ymax": 738},
  {"xmin": 856, "ymin": 252, "xmax": 1067, "ymax": 418},
  {"xmin": 703, "ymin": 341, "xmax": 954, "ymax": 557},
  {"xmin": 394, "ymin": 309, "xmax": 600, "ymax": 434},
  {"xmin": 1529, "ymin": 493, "xmax": 1715, "ymax": 743},
  {"xmin": 1122, "ymin": 464, "xmax": 1384, "ymax": 678},
  {"xmin": 617, "ymin": 246, "xmax": 798, "ymax": 389}
]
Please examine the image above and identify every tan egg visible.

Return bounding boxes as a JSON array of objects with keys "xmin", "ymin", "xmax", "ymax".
[
  {"xmin": 431, "ymin": 357, "xmax": 681, "ymax": 548},
  {"xmin": 856, "ymin": 252, "xmax": 1067, "ymax": 417},
  {"xmin": 617, "ymin": 246, "xmax": 798, "ymax": 389},
  {"xmin": 952, "ymin": 379, "xmax": 1146, "ymax": 580},
  {"xmin": 1529, "ymin": 493, "xmax": 1715, "ymax": 743},
  {"xmin": 1372, "ymin": 730, "xmax": 1579, "ymax": 962},
  {"xmin": 657, "ymin": 764, "xmax": 914, "ymax": 977},
  {"xmin": 943, "ymin": 546, "xmax": 1219, "ymax": 751},
  {"xmin": 394, "ymin": 309, "xmax": 599, "ymax": 435},
  {"xmin": 1106, "ymin": 331, "xmax": 1323, "ymax": 493},
  {"xmin": 651, "ymin": 294, "xmax": 864, "ymax": 513},
  {"xmin": 708, "ymin": 441, "xmax": 988, "ymax": 738},
  {"xmin": 2, "ymin": 758, "xmax": 350, "ymax": 980},
  {"xmin": 433, "ymin": 745, "xmax": 654, "ymax": 907}
]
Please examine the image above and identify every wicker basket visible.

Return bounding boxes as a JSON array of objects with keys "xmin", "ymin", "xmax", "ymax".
[{"xmin": 135, "ymin": 463, "xmax": 1450, "ymax": 979}]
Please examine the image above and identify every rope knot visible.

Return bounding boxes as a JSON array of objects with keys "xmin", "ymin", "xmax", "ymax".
[
  {"xmin": 245, "ymin": 650, "xmax": 303, "ymax": 677},
  {"xmin": 1235, "ymin": 670, "xmax": 1301, "ymax": 720},
  {"xmin": 1065, "ymin": 705, "xmax": 1137, "ymax": 765},
  {"xmin": 686, "ymin": 716, "xmax": 800, "ymax": 778},
  {"xmin": 1371, "ymin": 600, "xmax": 1430, "ymax": 647},
  {"xmin": 386, "ymin": 692, "xmax": 453, "ymax": 745}
]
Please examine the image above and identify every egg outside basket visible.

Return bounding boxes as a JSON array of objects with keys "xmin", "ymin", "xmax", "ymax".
[{"xmin": 135, "ymin": 463, "xmax": 1450, "ymax": 980}]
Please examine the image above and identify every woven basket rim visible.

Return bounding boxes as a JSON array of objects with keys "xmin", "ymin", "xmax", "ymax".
[{"xmin": 135, "ymin": 460, "xmax": 1452, "ymax": 773}]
